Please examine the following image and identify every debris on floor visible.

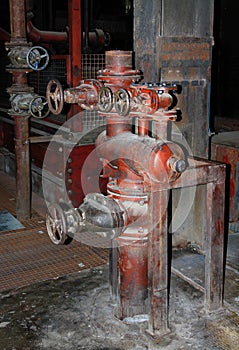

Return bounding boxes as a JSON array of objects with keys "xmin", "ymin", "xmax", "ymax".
[{"xmin": 0, "ymin": 265, "xmax": 238, "ymax": 350}]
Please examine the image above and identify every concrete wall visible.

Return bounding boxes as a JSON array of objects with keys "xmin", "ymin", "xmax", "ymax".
[{"xmin": 134, "ymin": 0, "xmax": 215, "ymax": 247}]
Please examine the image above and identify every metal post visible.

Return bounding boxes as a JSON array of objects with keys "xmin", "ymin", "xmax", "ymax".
[
  {"xmin": 205, "ymin": 179, "xmax": 226, "ymax": 311},
  {"xmin": 147, "ymin": 189, "xmax": 170, "ymax": 339},
  {"xmin": 67, "ymin": 0, "xmax": 82, "ymax": 127}
]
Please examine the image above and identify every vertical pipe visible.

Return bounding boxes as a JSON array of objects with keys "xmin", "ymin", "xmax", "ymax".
[
  {"xmin": 68, "ymin": 0, "xmax": 82, "ymax": 87},
  {"xmin": 14, "ymin": 116, "xmax": 31, "ymax": 218},
  {"xmin": 154, "ymin": 120, "xmax": 168, "ymax": 141},
  {"xmin": 137, "ymin": 117, "xmax": 149, "ymax": 136},
  {"xmin": 115, "ymin": 239, "xmax": 148, "ymax": 319},
  {"xmin": 84, "ymin": 0, "xmax": 89, "ymax": 51},
  {"xmin": 7, "ymin": 0, "xmax": 31, "ymax": 219},
  {"xmin": 109, "ymin": 240, "xmax": 118, "ymax": 299},
  {"xmin": 9, "ymin": 0, "xmax": 26, "ymax": 41}
]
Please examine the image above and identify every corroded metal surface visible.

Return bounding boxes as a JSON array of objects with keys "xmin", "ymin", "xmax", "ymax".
[
  {"xmin": 116, "ymin": 240, "xmax": 148, "ymax": 319},
  {"xmin": 134, "ymin": 0, "xmax": 214, "ymax": 157},
  {"xmin": 8, "ymin": 0, "xmax": 26, "ymax": 44}
]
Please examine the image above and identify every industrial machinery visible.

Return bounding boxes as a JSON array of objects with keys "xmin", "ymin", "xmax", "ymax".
[{"xmin": 45, "ymin": 50, "xmax": 186, "ymax": 323}]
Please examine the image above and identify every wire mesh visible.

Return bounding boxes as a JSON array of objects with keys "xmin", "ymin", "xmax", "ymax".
[
  {"xmin": 81, "ymin": 54, "xmax": 106, "ymax": 131},
  {"xmin": 81, "ymin": 53, "xmax": 105, "ymax": 79},
  {"xmin": 28, "ymin": 54, "xmax": 106, "ymax": 132},
  {"xmin": 28, "ymin": 57, "xmax": 68, "ymax": 95}
]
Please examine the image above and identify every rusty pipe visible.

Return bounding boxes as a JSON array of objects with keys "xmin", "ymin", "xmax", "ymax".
[
  {"xmin": 116, "ymin": 241, "xmax": 149, "ymax": 319},
  {"xmin": 9, "ymin": 0, "xmax": 26, "ymax": 41},
  {"xmin": 6, "ymin": 0, "xmax": 32, "ymax": 219},
  {"xmin": 26, "ymin": 0, "xmax": 68, "ymax": 43},
  {"xmin": 26, "ymin": 19, "xmax": 68, "ymax": 43},
  {"xmin": 26, "ymin": 19, "xmax": 109, "ymax": 49},
  {"xmin": 13, "ymin": 116, "xmax": 31, "ymax": 219}
]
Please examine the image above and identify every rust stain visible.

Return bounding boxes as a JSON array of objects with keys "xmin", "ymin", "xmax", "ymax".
[{"xmin": 161, "ymin": 42, "xmax": 210, "ymax": 62}]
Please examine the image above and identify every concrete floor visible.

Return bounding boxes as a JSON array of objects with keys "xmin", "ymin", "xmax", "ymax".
[
  {"xmin": 0, "ymin": 171, "xmax": 238, "ymax": 349},
  {"xmin": 0, "ymin": 233, "xmax": 239, "ymax": 350}
]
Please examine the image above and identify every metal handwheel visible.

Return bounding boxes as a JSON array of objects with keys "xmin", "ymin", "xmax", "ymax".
[
  {"xmin": 98, "ymin": 87, "xmax": 114, "ymax": 112},
  {"xmin": 26, "ymin": 46, "xmax": 49, "ymax": 71},
  {"xmin": 115, "ymin": 88, "xmax": 130, "ymax": 116},
  {"xmin": 29, "ymin": 96, "xmax": 50, "ymax": 119},
  {"xmin": 46, "ymin": 79, "xmax": 64, "ymax": 115},
  {"xmin": 46, "ymin": 203, "xmax": 68, "ymax": 245}
]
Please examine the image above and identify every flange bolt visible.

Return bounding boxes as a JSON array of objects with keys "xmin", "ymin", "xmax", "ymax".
[{"xmin": 168, "ymin": 157, "xmax": 187, "ymax": 173}]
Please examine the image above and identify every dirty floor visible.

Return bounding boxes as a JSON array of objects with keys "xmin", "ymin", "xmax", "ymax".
[
  {"xmin": 0, "ymin": 261, "xmax": 239, "ymax": 350},
  {"xmin": 0, "ymin": 171, "xmax": 239, "ymax": 350}
]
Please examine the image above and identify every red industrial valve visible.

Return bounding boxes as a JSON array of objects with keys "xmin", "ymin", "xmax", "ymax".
[
  {"xmin": 45, "ymin": 50, "xmax": 186, "ymax": 323},
  {"xmin": 45, "ymin": 49, "xmax": 186, "ymax": 245},
  {"xmin": 46, "ymin": 50, "xmax": 180, "ymax": 119}
]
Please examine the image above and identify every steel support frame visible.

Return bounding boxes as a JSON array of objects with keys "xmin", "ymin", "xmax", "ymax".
[{"xmin": 147, "ymin": 158, "xmax": 226, "ymax": 340}]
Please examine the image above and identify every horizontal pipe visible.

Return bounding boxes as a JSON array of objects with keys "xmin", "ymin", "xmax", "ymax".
[
  {"xmin": 96, "ymin": 130, "xmax": 185, "ymax": 183},
  {"xmin": 28, "ymin": 134, "xmax": 63, "ymax": 143},
  {"xmin": 26, "ymin": 20, "xmax": 68, "ymax": 43}
]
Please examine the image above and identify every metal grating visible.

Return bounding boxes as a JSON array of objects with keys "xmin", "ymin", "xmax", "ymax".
[
  {"xmin": 0, "ymin": 171, "xmax": 108, "ymax": 292},
  {"xmin": 29, "ymin": 54, "xmax": 106, "ymax": 93},
  {"xmin": 81, "ymin": 54, "xmax": 106, "ymax": 131},
  {"xmin": 81, "ymin": 53, "xmax": 105, "ymax": 79},
  {"xmin": 0, "ymin": 229, "xmax": 108, "ymax": 292}
]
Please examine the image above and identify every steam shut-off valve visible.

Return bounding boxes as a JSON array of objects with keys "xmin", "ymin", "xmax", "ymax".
[
  {"xmin": 45, "ymin": 50, "xmax": 187, "ymax": 331},
  {"xmin": 7, "ymin": 45, "xmax": 49, "ymax": 71},
  {"xmin": 9, "ymin": 93, "xmax": 50, "ymax": 119}
]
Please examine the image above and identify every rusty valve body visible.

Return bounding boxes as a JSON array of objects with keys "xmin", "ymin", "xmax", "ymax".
[
  {"xmin": 46, "ymin": 50, "xmax": 186, "ymax": 322},
  {"xmin": 7, "ymin": 45, "xmax": 49, "ymax": 71}
]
